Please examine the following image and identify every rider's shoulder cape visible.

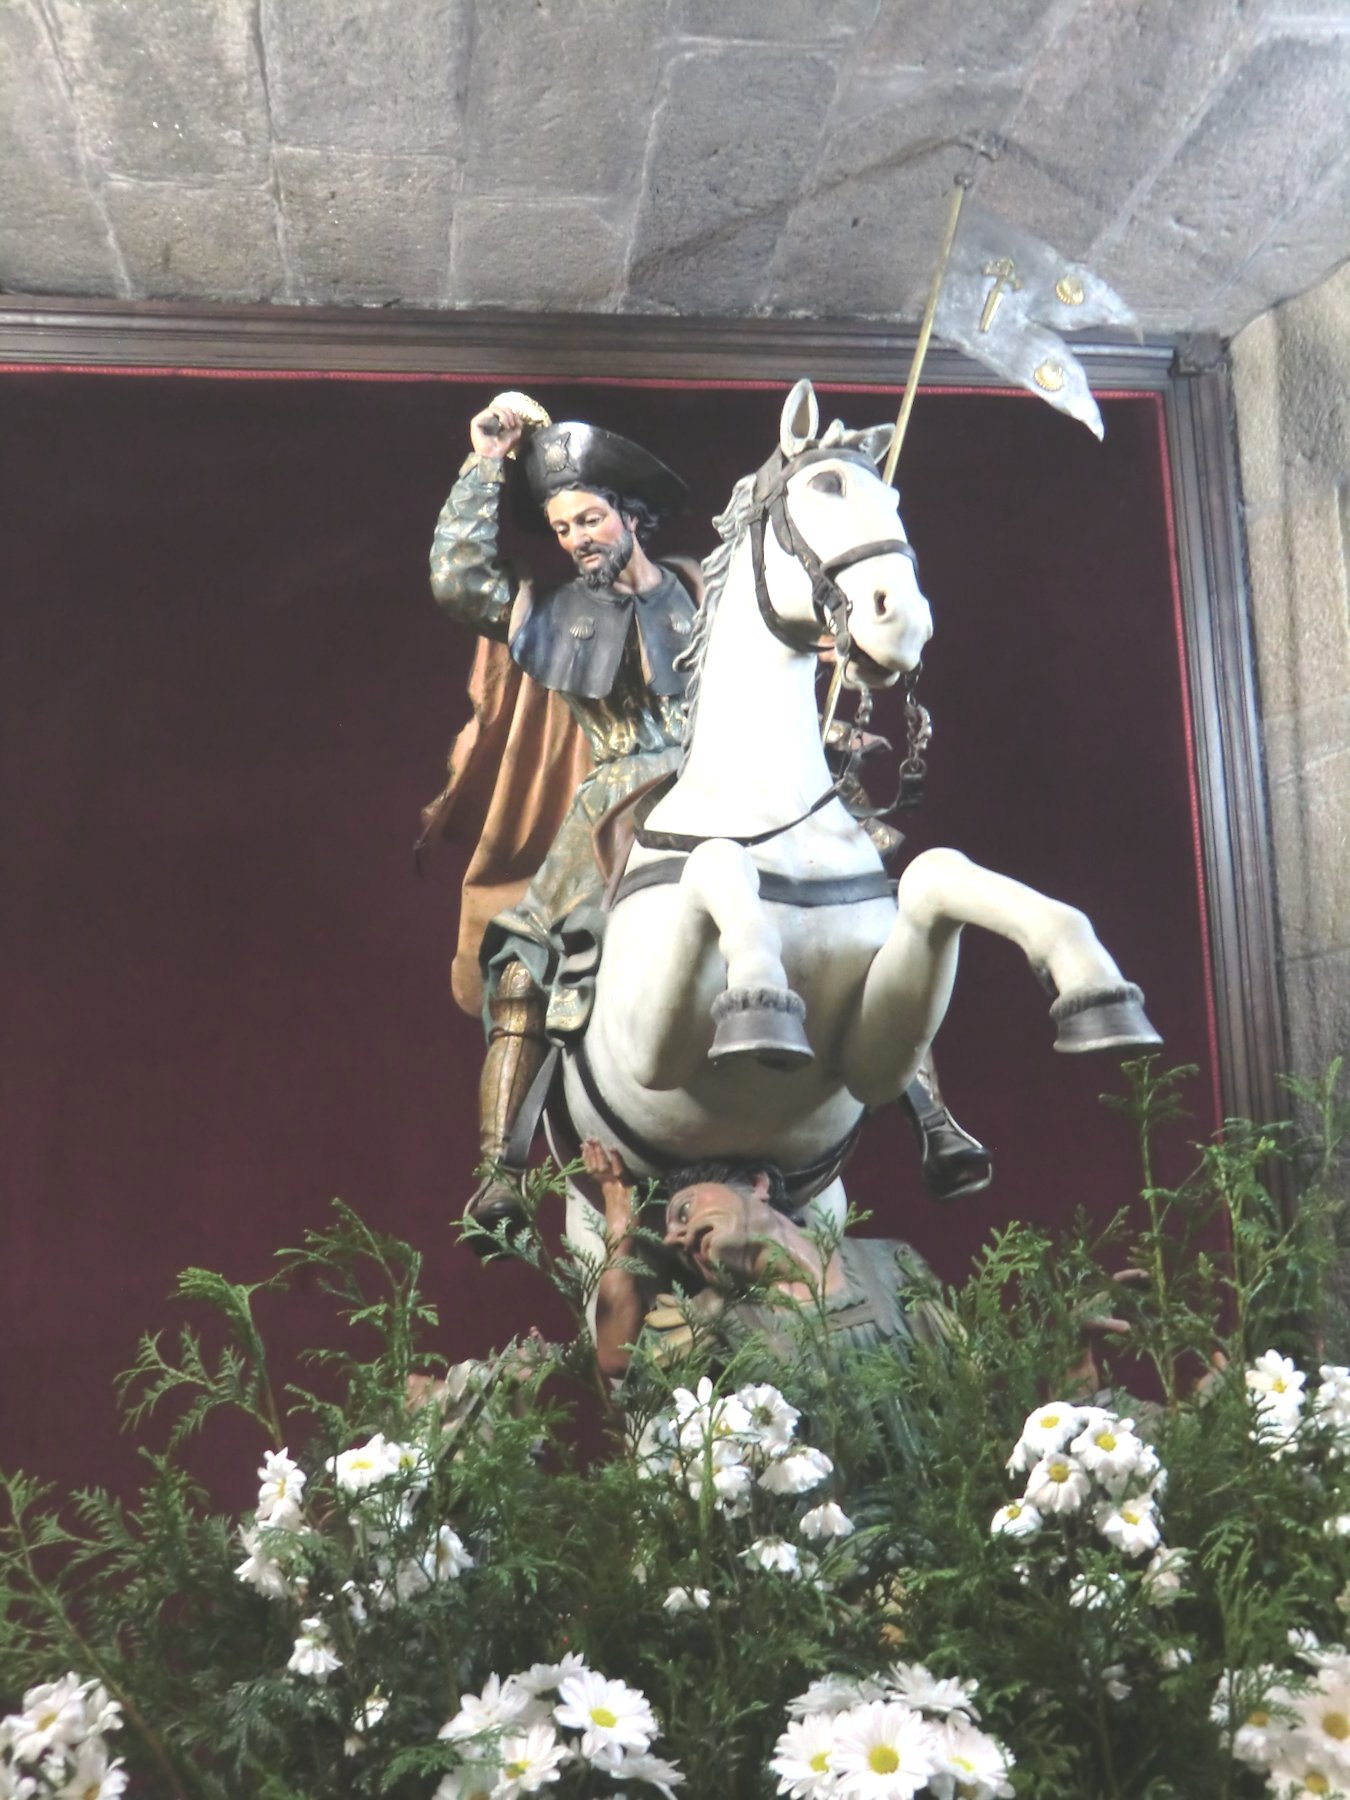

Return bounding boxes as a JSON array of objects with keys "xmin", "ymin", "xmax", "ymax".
[
  {"xmin": 417, "ymin": 556, "xmax": 703, "ymax": 1016},
  {"xmin": 508, "ymin": 566, "xmax": 698, "ymax": 699}
]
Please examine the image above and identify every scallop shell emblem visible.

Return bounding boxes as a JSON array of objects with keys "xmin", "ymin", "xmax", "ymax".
[
  {"xmin": 1033, "ymin": 359, "xmax": 1067, "ymax": 393},
  {"xmin": 1055, "ymin": 275, "xmax": 1085, "ymax": 306},
  {"xmin": 569, "ymin": 618, "xmax": 596, "ymax": 640}
]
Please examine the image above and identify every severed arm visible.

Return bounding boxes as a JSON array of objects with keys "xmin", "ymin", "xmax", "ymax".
[{"xmin": 585, "ymin": 1140, "xmax": 654, "ymax": 1381}]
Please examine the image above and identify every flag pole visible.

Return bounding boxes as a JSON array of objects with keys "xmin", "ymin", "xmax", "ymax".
[
  {"xmin": 822, "ymin": 165, "xmax": 975, "ymax": 742},
  {"xmin": 881, "ymin": 173, "xmax": 971, "ymax": 489}
]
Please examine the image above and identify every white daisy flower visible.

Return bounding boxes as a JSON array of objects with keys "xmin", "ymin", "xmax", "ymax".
[
  {"xmin": 743, "ymin": 1537, "xmax": 802, "ymax": 1575},
  {"xmin": 517, "ymin": 1654, "xmax": 588, "ymax": 1697},
  {"xmin": 770, "ymin": 1712, "xmax": 839, "ymax": 1797},
  {"xmin": 554, "ymin": 1670, "xmax": 656, "ymax": 1764},
  {"xmin": 831, "ymin": 1698, "xmax": 938, "ymax": 1798},
  {"xmin": 255, "ymin": 1447, "xmax": 306, "ymax": 1528},
  {"xmin": 3, "ymin": 1675, "xmax": 87, "ymax": 1763},
  {"xmin": 1101, "ymin": 1664, "xmax": 1131, "ymax": 1703},
  {"xmin": 1068, "ymin": 1417, "xmax": 1144, "ymax": 1495},
  {"xmin": 326, "ymin": 1432, "xmax": 403, "ymax": 1495},
  {"xmin": 1023, "ymin": 1453, "xmax": 1091, "ymax": 1515},
  {"xmin": 1295, "ymin": 1672, "xmax": 1350, "ymax": 1774},
  {"xmin": 605, "ymin": 1748, "xmax": 686, "ymax": 1797},
  {"xmin": 662, "ymin": 1585, "xmax": 711, "ymax": 1614},
  {"xmin": 80, "ymin": 1681, "xmax": 121, "ymax": 1740},
  {"xmin": 439, "ymin": 1674, "xmax": 541, "ymax": 1741},
  {"xmin": 1006, "ymin": 1404, "xmax": 1085, "ymax": 1474},
  {"xmin": 1095, "ymin": 1494, "xmax": 1162, "ymax": 1557},
  {"xmin": 735, "ymin": 1383, "xmax": 801, "ymax": 1453},
  {"xmin": 1265, "ymin": 1746, "xmax": 1350, "ymax": 1799},
  {"xmin": 1069, "ymin": 1572, "xmax": 1124, "ymax": 1611},
  {"xmin": 928, "ymin": 1714, "xmax": 1014, "ymax": 1799},
  {"xmin": 432, "ymin": 1764, "xmax": 498, "ymax": 1800},
  {"xmin": 493, "ymin": 1721, "xmax": 569, "ymax": 1797},
  {"xmin": 673, "ymin": 1379, "xmax": 752, "ymax": 1452},
  {"xmin": 423, "ymin": 1524, "xmax": 475, "ymax": 1582},
  {"xmin": 1252, "ymin": 1406, "xmax": 1304, "ymax": 1459},
  {"xmin": 885, "ymin": 1663, "xmax": 979, "ymax": 1721},
  {"xmin": 1247, "ymin": 1349, "xmax": 1307, "ymax": 1415},
  {"xmin": 788, "ymin": 1675, "xmax": 887, "ymax": 1718},
  {"xmin": 287, "ymin": 1617, "xmax": 342, "ymax": 1683},
  {"xmin": 760, "ymin": 1447, "xmax": 834, "ymax": 1496},
  {"xmin": 351, "ymin": 1690, "xmax": 388, "ymax": 1734},
  {"xmin": 50, "ymin": 1743, "xmax": 128, "ymax": 1799},
  {"xmin": 234, "ymin": 1524, "xmax": 300, "ymax": 1598},
  {"xmin": 1141, "ymin": 1545, "xmax": 1188, "ymax": 1605},
  {"xmin": 990, "ymin": 1499, "xmax": 1042, "ymax": 1539},
  {"xmin": 800, "ymin": 1501, "xmax": 855, "ymax": 1540}
]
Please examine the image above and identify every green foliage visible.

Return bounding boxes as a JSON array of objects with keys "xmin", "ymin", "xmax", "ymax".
[{"xmin": 2, "ymin": 1062, "xmax": 1349, "ymax": 1798}]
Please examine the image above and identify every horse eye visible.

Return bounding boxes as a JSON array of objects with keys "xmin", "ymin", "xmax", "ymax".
[{"xmin": 809, "ymin": 469, "xmax": 845, "ymax": 497}]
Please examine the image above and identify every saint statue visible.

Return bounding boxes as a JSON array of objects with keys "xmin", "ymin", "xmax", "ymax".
[{"xmin": 421, "ymin": 396, "xmax": 992, "ymax": 1240}]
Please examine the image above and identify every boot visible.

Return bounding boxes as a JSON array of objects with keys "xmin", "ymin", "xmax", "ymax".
[
  {"xmin": 464, "ymin": 960, "xmax": 549, "ymax": 1247},
  {"xmin": 900, "ymin": 1054, "xmax": 992, "ymax": 1204}
]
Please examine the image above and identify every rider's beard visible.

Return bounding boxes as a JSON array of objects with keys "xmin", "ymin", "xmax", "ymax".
[{"xmin": 575, "ymin": 525, "xmax": 634, "ymax": 591}]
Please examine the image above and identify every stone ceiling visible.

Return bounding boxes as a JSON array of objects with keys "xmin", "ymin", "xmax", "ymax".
[{"xmin": 5, "ymin": 0, "xmax": 1350, "ymax": 339}]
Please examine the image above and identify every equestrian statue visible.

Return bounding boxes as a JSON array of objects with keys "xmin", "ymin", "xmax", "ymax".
[{"xmin": 420, "ymin": 379, "xmax": 1159, "ymax": 1248}]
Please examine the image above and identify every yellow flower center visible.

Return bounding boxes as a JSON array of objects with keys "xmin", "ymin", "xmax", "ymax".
[
  {"xmin": 1048, "ymin": 1460, "xmax": 1071, "ymax": 1482},
  {"xmin": 1307, "ymin": 1774, "xmax": 1331, "ymax": 1795},
  {"xmin": 1322, "ymin": 1711, "xmax": 1350, "ymax": 1741},
  {"xmin": 1247, "ymin": 1710, "xmax": 1270, "ymax": 1728},
  {"xmin": 1039, "ymin": 1412, "xmax": 1061, "ymax": 1429},
  {"xmin": 591, "ymin": 1706, "xmax": 618, "ymax": 1729},
  {"xmin": 1095, "ymin": 1431, "xmax": 1117, "ymax": 1451},
  {"xmin": 37, "ymin": 1711, "xmax": 58, "ymax": 1731},
  {"xmin": 868, "ymin": 1746, "xmax": 901, "ymax": 1774},
  {"xmin": 350, "ymin": 1457, "xmax": 374, "ymax": 1471},
  {"xmin": 1123, "ymin": 1506, "xmax": 1143, "ymax": 1524},
  {"xmin": 505, "ymin": 1761, "xmax": 527, "ymax": 1779},
  {"xmin": 1006, "ymin": 1502, "xmax": 1023, "ymax": 1517},
  {"xmin": 810, "ymin": 1751, "xmax": 830, "ymax": 1773}
]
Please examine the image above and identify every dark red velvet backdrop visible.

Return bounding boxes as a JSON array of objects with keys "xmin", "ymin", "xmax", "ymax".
[{"xmin": 0, "ymin": 371, "xmax": 1214, "ymax": 1507}]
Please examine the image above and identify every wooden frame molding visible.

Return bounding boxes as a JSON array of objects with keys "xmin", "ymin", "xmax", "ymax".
[{"xmin": 0, "ymin": 298, "xmax": 1283, "ymax": 1125}]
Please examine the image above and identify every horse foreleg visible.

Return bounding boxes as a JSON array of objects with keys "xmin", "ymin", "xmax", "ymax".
[
  {"xmin": 622, "ymin": 840, "xmax": 810, "ymax": 1089},
  {"xmin": 839, "ymin": 848, "xmax": 1160, "ymax": 1106}
]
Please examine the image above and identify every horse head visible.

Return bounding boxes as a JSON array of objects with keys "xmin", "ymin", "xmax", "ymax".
[{"xmin": 750, "ymin": 379, "xmax": 932, "ymax": 684}]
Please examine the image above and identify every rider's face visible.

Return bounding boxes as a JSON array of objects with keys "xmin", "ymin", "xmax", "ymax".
[{"xmin": 545, "ymin": 489, "xmax": 633, "ymax": 578}]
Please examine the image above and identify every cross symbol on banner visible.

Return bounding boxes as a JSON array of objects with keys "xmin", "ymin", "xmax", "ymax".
[{"xmin": 979, "ymin": 257, "xmax": 1022, "ymax": 332}]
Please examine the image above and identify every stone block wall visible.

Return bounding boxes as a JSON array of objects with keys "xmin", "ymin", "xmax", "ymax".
[{"xmin": 1232, "ymin": 263, "xmax": 1350, "ymax": 1090}]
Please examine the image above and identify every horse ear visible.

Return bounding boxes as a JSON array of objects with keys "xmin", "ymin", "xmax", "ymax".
[
  {"xmin": 855, "ymin": 423, "xmax": 895, "ymax": 467},
  {"xmin": 779, "ymin": 379, "xmax": 819, "ymax": 457}
]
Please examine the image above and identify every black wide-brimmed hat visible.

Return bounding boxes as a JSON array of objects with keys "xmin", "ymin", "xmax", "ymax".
[{"xmin": 515, "ymin": 422, "xmax": 687, "ymax": 533}]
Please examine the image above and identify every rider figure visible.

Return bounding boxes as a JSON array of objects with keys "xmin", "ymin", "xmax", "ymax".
[
  {"xmin": 429, "ymin": 400, "xmax": 701, "ymax": 1231},
  {"xmin": 427, "ymin": 399, "xmax": 990, "ymax": 1234}
]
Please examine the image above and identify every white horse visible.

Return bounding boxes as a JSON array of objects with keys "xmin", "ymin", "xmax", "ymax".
[{"xmin": 556, "ymin": 379, "xmax": 1158, "ymax": 1242}]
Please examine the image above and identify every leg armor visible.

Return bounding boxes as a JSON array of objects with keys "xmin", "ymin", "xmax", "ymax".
[
  {"xmin": 900, "ymin": 1052, "xmax": 993, "ymax": 1204},
  {"xmin": 464, "ymin": 959, "xmax": 549, "ymax": 1239}
]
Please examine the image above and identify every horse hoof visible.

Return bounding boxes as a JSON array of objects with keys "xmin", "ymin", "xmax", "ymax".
[
  {"xmin": 709, "ymin": 985, "xmax": 814, "ymax": 1071},
  {"xmin": 1051, "ymin": 983, "xmax": 1163, "ymax": 1054}
]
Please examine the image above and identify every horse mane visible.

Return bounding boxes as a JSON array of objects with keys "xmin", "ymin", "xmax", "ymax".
[{"xmin": 674, "ymin": 470, "xmax": 756, "ymax": 762}]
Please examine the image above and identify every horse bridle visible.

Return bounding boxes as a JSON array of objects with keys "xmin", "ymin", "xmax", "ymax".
[
  {"xmin": 634, "ymin": 443, "xmax": 931, "ymax": 857},
  {"xmin": 748, "ymin": 443, "xmax": 920, "ymax": 670}
]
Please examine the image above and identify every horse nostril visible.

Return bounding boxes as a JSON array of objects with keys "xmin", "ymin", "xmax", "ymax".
[{"xmin": 872, "ymin": 589, "xmax": 888, "ymax": 617}]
